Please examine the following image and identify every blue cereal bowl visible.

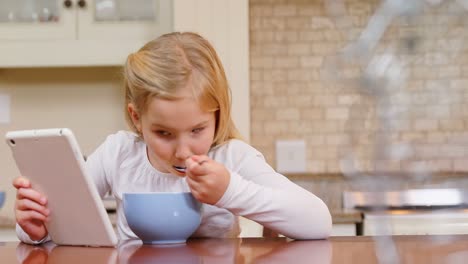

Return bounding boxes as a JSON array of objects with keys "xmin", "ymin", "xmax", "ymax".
[{"xmin": 123, "ymin": 192, "xmax": 202, "ymax": 245}]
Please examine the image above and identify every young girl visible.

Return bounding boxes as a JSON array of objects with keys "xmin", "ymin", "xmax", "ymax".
[{"xmin": 13, "ymin": 32, "xmax": 332, "ymax": 244}]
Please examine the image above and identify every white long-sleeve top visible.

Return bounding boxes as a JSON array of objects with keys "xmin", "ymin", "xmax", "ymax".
[{"xmin": 17, "ymin": 131, "xmax": 331, "ymax": 243}]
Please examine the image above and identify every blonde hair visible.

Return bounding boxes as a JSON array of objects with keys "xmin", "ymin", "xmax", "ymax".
[{"xmin": 123, "ymin": 32, "xmax": 241, "ymax": 146}]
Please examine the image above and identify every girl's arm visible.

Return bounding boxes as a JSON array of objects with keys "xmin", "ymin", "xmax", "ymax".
[
  {"xmin": 214, "ymin": 141, "xmax": 332, "ymax": 239},
  {"xmin": 85, "ymin": 147, "xmax": 112, "ymax": 198},
  {"xmin": 84, "ymin": 132, "xmax": 127, "ymax": 198}
]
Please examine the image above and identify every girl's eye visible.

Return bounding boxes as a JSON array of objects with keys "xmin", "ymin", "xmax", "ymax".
[
  {"xmin": 192, "ymin": 127, "xmax": 205, "ymax": 134},
  {"xmin": 155, "ymin": 130, "xmax": 171, "ymax": 137}
]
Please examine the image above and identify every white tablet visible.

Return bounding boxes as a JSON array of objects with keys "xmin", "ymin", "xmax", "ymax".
[{"xmin": 6, "ymin": 128, "xmax": 118, "ymax": 247}]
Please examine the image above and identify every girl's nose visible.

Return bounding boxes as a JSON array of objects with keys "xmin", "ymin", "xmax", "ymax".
[{"xmin": 174, "ymin": 141, "xmax": 191, "ymax": 160}]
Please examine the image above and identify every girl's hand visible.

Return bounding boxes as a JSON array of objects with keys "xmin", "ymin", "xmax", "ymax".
[
  {"xmin": 13, "ymin": 177, "xmax": 49, "ymax": 241},
  {"xmin": 185, "ymin": 155, "xmax": 230, "ymax": 205}
]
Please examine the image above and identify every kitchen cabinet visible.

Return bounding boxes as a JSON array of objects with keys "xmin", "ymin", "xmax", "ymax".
[
  {"xmin": 239, "ymin": 217, "xmax": 264, "ymax": 237},
  {"xmin": 0, "ymin": 0, "xmax": 172, "ymax": 67},
  {"xmin": 0, "ymin": 0, "xmax": 250, "ymax": 140},
  {"xmin": 0, "ymin": 229, "xmax": 18, "ymax": 242},
  {"xmin": 363, "ymin": 210, "xmax": 468, "ymax": 236},
  {"xmin": 331, "ymin": 224, "xmax": 356, "ymax": 236}
]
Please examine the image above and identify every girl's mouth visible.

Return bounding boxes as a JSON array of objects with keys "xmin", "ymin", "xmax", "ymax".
[{"xmin": 173, "ymin": 165, "xmax": 187, "ymax": 173}]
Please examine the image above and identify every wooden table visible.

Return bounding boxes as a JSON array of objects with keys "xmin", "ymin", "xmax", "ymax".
[{"xmin": 2, "ymin": 235, "xmax": 468, "ymax": 263}]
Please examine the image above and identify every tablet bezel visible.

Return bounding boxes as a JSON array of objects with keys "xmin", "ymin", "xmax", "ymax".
[{"xmin": 6, "ymin": 128, "xmax": 118, "ymax": 247}]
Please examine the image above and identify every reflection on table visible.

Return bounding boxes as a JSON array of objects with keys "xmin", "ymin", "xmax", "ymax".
[
  {"xmin": 6, "ymin": 235, "xmax": 468, "ymax": 264},
  {"xmin": 13, "ymin": 237, "xmax": 331, "ymax": 264}
]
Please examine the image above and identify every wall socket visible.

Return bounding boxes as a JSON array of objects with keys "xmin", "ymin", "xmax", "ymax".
[{"xmin": 275, "ymin": 140, "xmax": 306, "ymax": 173}]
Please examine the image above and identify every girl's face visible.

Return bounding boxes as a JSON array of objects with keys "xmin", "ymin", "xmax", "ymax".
[{"xmin": 128, "ymin": 89, "xmax": 216, "ymax": 177}]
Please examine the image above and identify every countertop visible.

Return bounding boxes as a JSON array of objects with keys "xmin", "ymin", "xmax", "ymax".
[
  {"xmin": 0, "ymin": 209, "xmax": 363, "ymax": 229},
  {"xmin": 284, "ymin": 172, "xmax": 468, "ymax": 180},
  {"xmin": 2, "ymin": 235, "xmax": 468, "ymax": 263}
]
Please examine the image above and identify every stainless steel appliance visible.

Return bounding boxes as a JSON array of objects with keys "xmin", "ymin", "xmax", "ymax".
[{"xmin": 343, "ymin": 189, "xmax": 468, "ymax": 235}]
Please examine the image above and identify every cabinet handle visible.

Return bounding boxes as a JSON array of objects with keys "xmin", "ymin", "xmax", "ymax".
[
  {"xmin": 63, "ymin": 0, "xmax": 73, "ymax": 8},
  {"xmin": 78, "ymin": 0, "xmax": 86, "ymax": 8}
]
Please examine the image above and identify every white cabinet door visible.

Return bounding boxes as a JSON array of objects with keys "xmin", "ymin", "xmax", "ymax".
[
  {"xmin": 331, "ymin": 224, "xmax": 357, "ymax": 236},
  {"xmin": 78, "ymin": 0, "xmax": 172, "ymax": 42},
  {"xmin": 0, "ymin": 228, "xmax": 19, "ymax": 242},
  {"xmin": 0, "ymin": 0, "xmax": 173, "ymax": 67},
  {"xmin": 0, "ymin": 0, "xmax": 75, "ymax": 40},
  {"xmin": 239, "ymin": 217, "xmax": 263, "ymax": 237},
  {"xmin": 0, "ymin": 0, "xmax": 172, "ymax": 42}
]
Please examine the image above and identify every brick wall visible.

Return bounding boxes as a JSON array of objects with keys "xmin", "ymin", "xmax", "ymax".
[{"xmin": 250, "ymin": 0, "xmax": 468, "ymax": 173}]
